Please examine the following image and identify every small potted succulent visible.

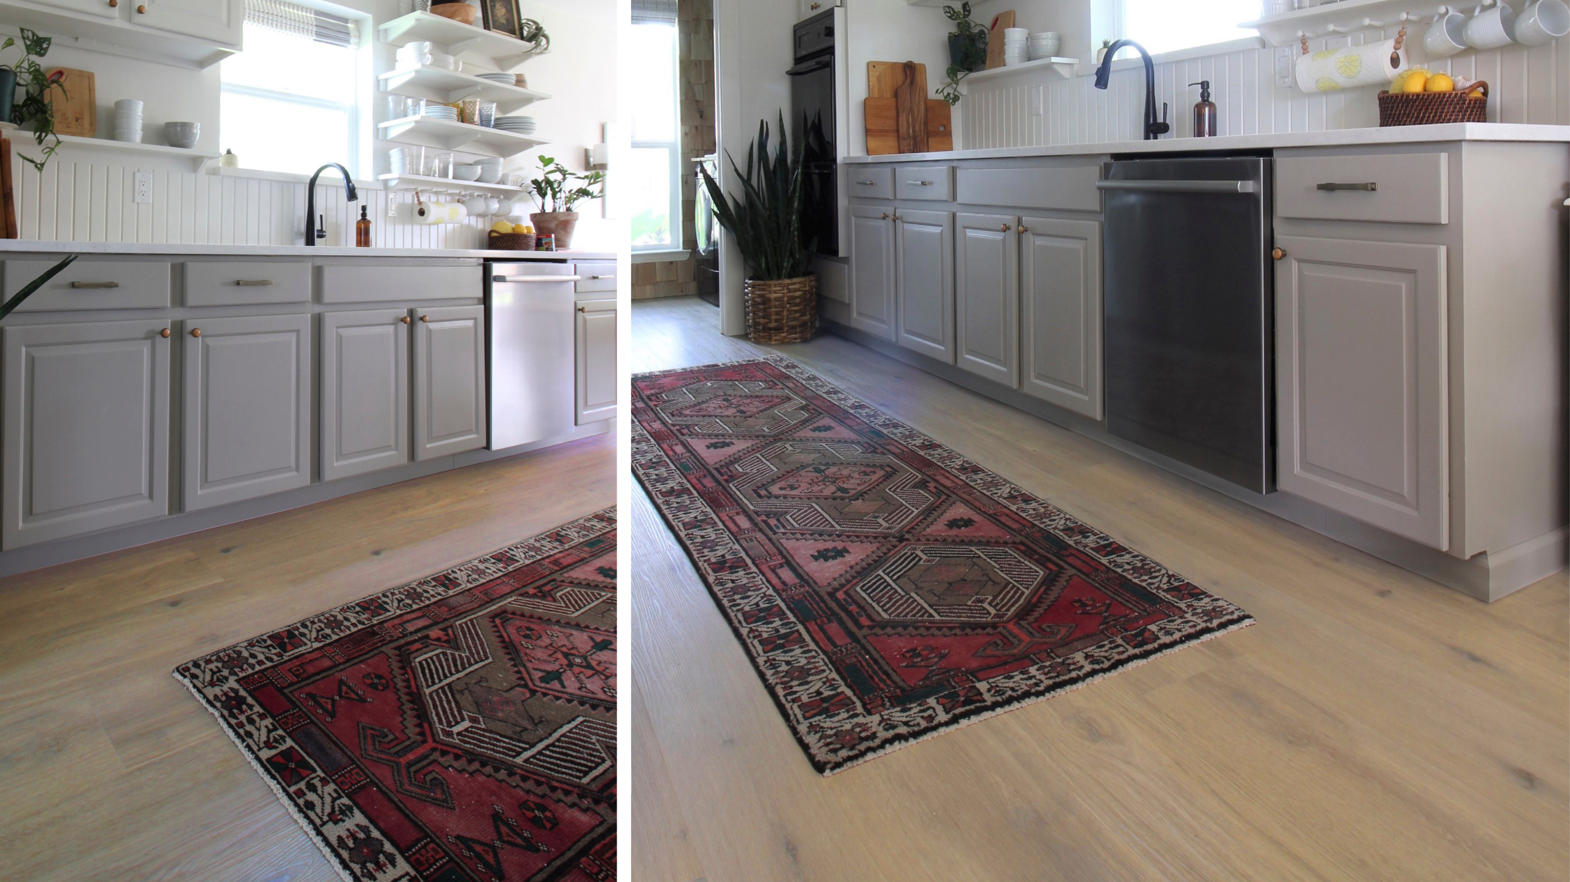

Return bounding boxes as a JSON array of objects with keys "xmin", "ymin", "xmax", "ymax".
[{"xmin": 527, "ymin": 155, "xmax": 605, "ymax": 249}]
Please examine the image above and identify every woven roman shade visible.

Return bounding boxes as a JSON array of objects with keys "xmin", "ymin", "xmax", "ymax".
[
  {"xmin": 631, "ymin": 0, "xmax": 678, "ymax": 25},
  {"xmin": 245, "ymin": 0, "xmax": 358, "ymax": 47}
]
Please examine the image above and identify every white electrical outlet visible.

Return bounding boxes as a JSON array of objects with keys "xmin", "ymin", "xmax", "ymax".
[
  {"xmin": 387, "ymin": 191, "xmax": 399, "ymax": 218},
  {"xmin": 134, "ymin": 171, "xmax": 152, "ymax": 204},
  {"xmin": 1275, "ymin": 47, "xmax": 1294, "ymax": 89}
]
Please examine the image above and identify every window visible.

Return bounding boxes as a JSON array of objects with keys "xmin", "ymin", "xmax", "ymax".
[
  {"xmin": 628, "ymin": 10, "xmax": 681, "ymax": 252},
  {"xmin": 1121, "ymin": 0, "xmax": 1261, "ymax": 56},
  {"xmin": 221, "ymin": 0, "xmax": 367, "ymax": 178}
]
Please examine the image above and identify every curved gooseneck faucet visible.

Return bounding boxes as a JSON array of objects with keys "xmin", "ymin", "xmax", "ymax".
[
  {"xmin": 305, "ymin": 163, "xmax": 358, "ymax": 246},
  {"xmin": 1094, "ymin": 40, "xmax": 1170, "ymax": 141}
]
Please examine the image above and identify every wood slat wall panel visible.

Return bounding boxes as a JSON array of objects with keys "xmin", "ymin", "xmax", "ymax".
[{"xmin": 965, "ymin": 35, "xmax": 1564, "ymax": 150}]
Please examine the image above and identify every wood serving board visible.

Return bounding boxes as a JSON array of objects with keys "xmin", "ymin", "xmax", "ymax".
[
  {"xmin": 866, "ymin": 99, "xmax": 952, "ymax": 155},
  {"xmin": 868, "ymin": 61, "xmax": 925, "ymax": 99},
  {"xmin": 45, "ymin": 68, "xmax": 95, "ymax": 138},
  {"xmin": 986, "ymin": 11, "xmax": 1015, "ymax": 71}
]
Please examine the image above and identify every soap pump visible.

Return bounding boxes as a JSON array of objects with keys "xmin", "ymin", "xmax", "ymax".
[{"xmin": 1190, "ymin": 81, "xmax": 1217, "ymax": 137}]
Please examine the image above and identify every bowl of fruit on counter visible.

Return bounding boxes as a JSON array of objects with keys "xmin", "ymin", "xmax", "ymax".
[
  {"xmin": 1378, "ymin": 70, "xmax": 1488, "ymax": 126},
  {"xmin": 488, "ymin": 220, "xmax": 540, "ymax": 251}
]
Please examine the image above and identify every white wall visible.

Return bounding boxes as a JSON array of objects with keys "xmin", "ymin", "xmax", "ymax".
[{"xmin": 844, "ymin": 0, "xmax": 953, "ymax": 156}]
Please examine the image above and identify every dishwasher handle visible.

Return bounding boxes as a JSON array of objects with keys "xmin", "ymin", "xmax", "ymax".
[
  {"xmin": 491, "ymin": 274, "xmax": 583, "ymax": 283},
  {"xmin": 1097, "ymin": 179, "xmax": 1257, "ymax": 194}
]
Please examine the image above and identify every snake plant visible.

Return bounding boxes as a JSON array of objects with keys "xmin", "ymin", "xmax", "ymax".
[
  {"xmin": 698, "ymin": 113, "xmax": 816, "ymax": 282},
  {"xmin": 0, "ymin": 254, "xmax": 77, "ymax": 322}
]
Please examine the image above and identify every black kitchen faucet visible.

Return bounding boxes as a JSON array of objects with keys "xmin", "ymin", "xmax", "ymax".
[{"xmin": 1094, "ymin": 40, "xmax": 1170, "ymax": 141}]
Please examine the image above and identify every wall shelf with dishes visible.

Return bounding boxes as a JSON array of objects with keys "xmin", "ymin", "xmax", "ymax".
[
  {"xmin": 377, "ymin": 115, "xmax": 545, "ymax": 158},
  {"xmin": 962, "ymin": 56, "xmax": 1081, "ymax": 86},
  {"xmin": 378, "ymin": 66, "xmax": 552, "ymax": 113},
  {"xmin": 1242, "ymin": 0, "xmax": 1564, "ymax": 47},
  {"xmin": 378, "ymin": 11, "xmax": 549, "ymax": 70},
  {"xmin": 377, "ymin": 172, "xmax": 527, "ymax": 196},
  {"xmin": 53, "ymin": 133, "xmax": 219, "ymax": 171}
]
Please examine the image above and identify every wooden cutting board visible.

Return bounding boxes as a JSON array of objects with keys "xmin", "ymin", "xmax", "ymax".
[
  {"xmin": 893, "ymin": 61, "xmax": 927, "ymax": 154},
  {"xmin": 986, "ymin": 11, "xmax": 1015, "ymax": 71},
  {"xmin": 44, "ymin": 68, "xmax": 94, "ymax": 137},
  {"xmin": 868, "ymin": 61, "xmax": 925, "ymax": 99},
  {"xmin": 866, "ymin": 99, "xmax": 952, "ymax": 155}
]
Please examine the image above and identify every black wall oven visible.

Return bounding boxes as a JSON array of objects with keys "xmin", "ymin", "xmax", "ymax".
[{"xmin": 789, "ymin": 10, "xmax": 838, "ymax": 257}]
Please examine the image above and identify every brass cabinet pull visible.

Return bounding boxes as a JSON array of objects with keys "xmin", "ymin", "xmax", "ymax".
[
  {"xmin": 577, "ymin": 306, "xmax": 587, "ymax": 313},
  {"xmin": 810, "ymin": 2, "xmax": 821, "ymax": 9},
  {"xmin": 190, "ymin": 328, "xmax": 201, "ymax": 338},
  {"xmin": 892, "ymin": 214, "xmax": 901, "ymax": 222},
  {"xmin": 108, "ymin": 0, "xmax": 117, "ymax": 6},
  {"xmin": 905, "ymin": 180, "xmax": 932, "ymax": 186},
  {"xmin": 880, "ymin": 212, "xmax": 889, "ymax": 220},
  {"xmin": 1272, "ymin": 247, "xmax": 1286, "ymax": 261},
  {"xmin": 234, "ymin": 279, "xmax": 274, "ymax": 287},
  {"xmin": 70, "ymin": 281, "xmax": 119, "ymax": 289},
  {"xmin": 856, "ymin": 180, "xmax": 876, "ymax": 186},
  {"xmin": 159, "ymin": 327, "xmax": 170, "ymax": 338},
  {"xmin": 420, "ymin": 315, "xmax": 430, "ymax": 322},
  {"xmin": 1316, "ymin": 182, "xmax": 1377, "ymax": 191},
  {"xmin": 999, "ymin": 224, "xmax": 1010, "ymax": 232},
  {"xmin": 1018, "ymin": 225, "xmax": 1028, "ymax": 234},
  {"xmin": 136, "ymin": 3, "xmax": 145, "ymax": 11},
  {"xmin": 401, "ymin": 316, "xmax": 411, "ymax": 324},
  {"xmin": 590, "ymin": 274, "xmax": 611, "ymax": 279}
]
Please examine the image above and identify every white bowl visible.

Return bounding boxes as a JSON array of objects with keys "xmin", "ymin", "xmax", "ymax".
[
  {"xmin": 452, "ymin": 165, "xmax": 482, "ymax": 181},
  {"xmin": 164, "ymin": 122, "xmax": 200, "ymax": 148},
  {"xmin": 113, "ymin": 99, "xmax": 143, "ymax": 114}
]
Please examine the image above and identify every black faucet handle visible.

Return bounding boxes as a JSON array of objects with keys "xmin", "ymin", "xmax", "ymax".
[{"xmin": 1151, "ymin": 102, "xmax": 1171, "ymax": 136}]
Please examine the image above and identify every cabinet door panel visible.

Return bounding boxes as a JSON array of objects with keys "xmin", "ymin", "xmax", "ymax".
[
  {"xmin": 1020, "ymin": 217, "xmax": 1102, "ymax": 419},
  {"xmin": 413, "ymin": 305, "xmax": 487, "ymax": 460},
  {"xmin": 895, "ymin": 209, "xmax": 954, "ymax": 363},
  {"xmin": 849, "ymin": 204, "xmax": 897, "ymax": 341},
  {"xmin": 1276, "ymin": 235, "xmax": 1449, "ymax": 549},
  {"xmin": 955, "ymin": 212, "xmax": 1020, "ymax": 387},
  {"xmin": 321, "ymin": 309, "xmax": 409, "ymax": 481},
  {"xmin": 183, "ymin": 314, "xmax": 311, "ymax": 511},
  {"xmin": 134, "ymin": 0, "xmax": 242, "ymax": 46},
  {"xmin": 3, "ymin": 319, "xmax": 171, "ymax": 548},
  {"xmin": 576, "ymin": 301, "xmax": 618, "ymax": 424},
  {"xmin": 34, "ymin": 0, "xmax": 118, "ymax": 18}
]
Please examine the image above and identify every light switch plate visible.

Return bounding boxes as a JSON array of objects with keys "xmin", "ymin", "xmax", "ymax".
[
  {"xmin": 133, "ymin": 171, "xmax": 152, "ymax": 204},
  {"xmin": 387, "ymin": 191, "xmax": 399, "ymax": 218},
  {"xmin": 1275, "ymin": 47, "xmax": 1294, "ymax": 88}
]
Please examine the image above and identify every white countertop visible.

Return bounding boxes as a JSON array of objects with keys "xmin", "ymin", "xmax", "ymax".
[
  {"xmin": 0, "ymin": 240, "xmax": 618, "ymax": 261},
  {"xmin": 843, "ymin": 123, "xmax": 1570, "ymax": 164}
]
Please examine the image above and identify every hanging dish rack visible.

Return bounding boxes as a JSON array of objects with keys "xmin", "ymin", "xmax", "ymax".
[{"xmin": 1243, "ymin": 0, "xmax": 1482, "ymax": 47}]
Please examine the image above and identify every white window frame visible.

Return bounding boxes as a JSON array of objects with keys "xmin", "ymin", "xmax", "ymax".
[
  {"xmin": 631, "ymin": 21, "xmax": 683, "ymax": 254},
  {"xmin": 1102, "ymin": 0, "xmax": 1263, "ymax": 62}
]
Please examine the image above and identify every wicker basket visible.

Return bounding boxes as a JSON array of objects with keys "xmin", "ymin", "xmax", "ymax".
[
  {"xmin": 744, "ymin": 275, "xmax": 818, "ymax": 345},
  {"xmin": 1378, "ymin": 81, "xmax": 1488, "ymax": 127},
  {"xmin": 487, "ymin": 230, "xmax": 535, "ymax": 251}
]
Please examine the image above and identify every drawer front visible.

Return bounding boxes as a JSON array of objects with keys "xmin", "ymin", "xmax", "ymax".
[
  {"xmin": 185, "ymin": 261, "xmax": 311, "ymax": 307},
  {"xmin": 574, "ymin": 261, "xmax": 617, "ymax": 295},
  {"xmin": 895, "ymin": 166, "xmax": 954, "ymax": 202},
  {"xmin": 847, "ymin": 166, "xmax": 895, "ymax": 200},
  {"xmin": 6, "ymin": 259, "xmax": 171, "ymax": 311},
  {"xmin": 957, "ymin": 164, "xmax": 1102, "ymax": 212},
  {"xmin": 1276, "ymin": 152, "xmax": 1449, "ymax": 225},
  {"xmin": 319, "ymin": 263, "xmax": 483, "ymax": 303}
]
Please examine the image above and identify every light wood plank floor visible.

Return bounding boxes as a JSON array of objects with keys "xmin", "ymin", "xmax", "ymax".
[
  {"xmin": 629, "ymin": 296, "xmax": 1568, "ymax": 882},
  {"xmin": 0, "ymin": 434, "xmax": 614, "ymax": 882}
]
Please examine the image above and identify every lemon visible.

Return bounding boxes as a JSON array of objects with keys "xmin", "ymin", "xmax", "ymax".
[
  {"xmin": 1425, "ymin": 73, "xmax": 1455, "ymax": 93},
  {"xmin": 1401, "ymin": 71, "xmax": 1430, "ymax": 94},
  {"xmin": 512, "ymin": 223, "xmax": 531, "ymax": 234},
  {"xmin": 490, "ymin": 220, "xmax": 515, "ymax": 235}
]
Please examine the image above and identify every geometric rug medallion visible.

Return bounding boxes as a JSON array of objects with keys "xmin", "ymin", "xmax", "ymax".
[
  {"xmin": 176, "ymin": 509, "xmax": 617, "ymax": 881},
  {"xmin": 632, "ymin": 357, "xmax": 1253, "ymax": 775}
]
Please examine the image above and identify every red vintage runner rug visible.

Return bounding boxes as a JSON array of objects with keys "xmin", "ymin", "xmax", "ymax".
[
  {"xmin": 633, "ymin": 358, "xmax": 1253, "ymax": 776},
  {"xmin": 176, "ymin": 509, "xmax": 617, "ymax": 882}
]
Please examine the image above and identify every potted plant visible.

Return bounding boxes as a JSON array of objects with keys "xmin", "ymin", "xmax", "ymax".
[
  {"xmin": 1, "ymin": 28, "xmax": 66, "ymax": 171},
  {"xmin": 698, "ymin": 113, "xmax": 818, "ymax": 345},
  {"xmin": 526, "ymin": 155, "xmax": 604, "ymax": 249},
  {"xmin": 0, "ymin": 254, "xmax": 76, "ymax": 320},
  {"xmin": 939, "ymin": 3, "xmax": 988, "ymax": 106}
]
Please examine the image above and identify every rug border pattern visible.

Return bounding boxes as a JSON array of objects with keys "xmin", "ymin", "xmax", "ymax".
[
  {"xmin": 174, "ymin": 506, "xmax": 617, "ymax": 882},
  {"xmin": 631, "ymin": 356, "xmax": 1254, "ymax": 776}
]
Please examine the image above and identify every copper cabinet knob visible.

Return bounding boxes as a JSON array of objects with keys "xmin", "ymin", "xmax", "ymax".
[
  {"xmin": 190, "ymin": 328, "xmax": 201, "ymax": 338},
  {"xmin": 108, "ymin": 0, "xmax": 117, "ymax": 6},
  {"xmin": 401, "ymin": 316, "xmax": 411, "ymax": 324},
  {"xmin": 159, "ymin": 327, "xmax": 170, "ymax": 338},
  {"xmin": 880, "ymin": 212, "xmax": 888, "ymax": 220},
  {"xmin": 1018, "ymin": 225, "xmax": 1028, "ymax": 234},
  {"xmin": 1000, "ymin": 224, "xmax": 1010, "ymax": 232},
  {"xmin": 577, "ymin": 306, "xmax": 587, "ymax": 313},
  {"xmin": 1272, "ymin": 247, "xmax": 1286, "ymax": 261},
  {"xmin": 136, "ymin": 3, "xmax": 145, "ymax": 11},
  {"xmin": 420, "ymin": 315, "xmax": 430, "ymax": 322}
]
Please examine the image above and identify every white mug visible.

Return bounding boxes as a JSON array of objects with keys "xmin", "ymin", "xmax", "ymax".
[
  {"xmin": 1465, "ymin": 1, "xmax": 1518, "ymax": 49},
  {"xmin": 1265, "ymin": 0, "xmax": 1294, "ymax": 14},
  {"xmin": 461, "ymin": 195, "xmax": 490, "ymax": 216},
  {"xmin": 1515, "ymin": 0, "xmax": 1570, "ymax": 44},
  {"xmin": 1424, "ymin": 10, "xmax": 1470, "ymax": 56}
]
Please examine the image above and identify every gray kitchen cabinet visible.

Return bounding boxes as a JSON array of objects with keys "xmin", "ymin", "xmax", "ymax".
[
  {"xmin": 132, "ymin": 0, "xmax": 242, "ymax": 47},
  {"xmin": 2, "ymin": 319, "xmax": 171, "ymax": 549},
  {"xmin": 320, "ymin": 309, "xmax": 410, "ymax": 481},
  {"xmin": 955, "ymin": 212, "xmax": 1020, "ymax": 388},
  {"xmin": 848, "ymin": 204, "xmax": 897, "ymax": 341},
  {"xmin": 183, "ymin": 314, "xmax": 312, "ymax": 511},
  {"xmin": 412, "ymin": 305, "xmax": 487, "ymax": 461},
  {"xmin": 1019, "ymin": 216, "xmax": 1103, "ymax": 419},
  {"xmin": 1275, "ymin": 235, "xmax": 1450, "ymax": 550},
  {"xmin": 31, "ymin": 0, "xmax": 117, "ymax": 18},
  {"xmin": 894, "ymin": 208, "xmax": 955, "ymax": 364},
  {"xmin": 576, "ymin": 299, "xmax": 618, "ymax": 425}
]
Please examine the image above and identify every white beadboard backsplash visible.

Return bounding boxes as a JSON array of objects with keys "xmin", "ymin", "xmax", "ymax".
[
  {"xmin": 963, "ymin": 32, "xmax": 1568, "ymax": 149},
  {"xmin": 8, "ymin": 154, "xmax": 506, "ymax": 250}
]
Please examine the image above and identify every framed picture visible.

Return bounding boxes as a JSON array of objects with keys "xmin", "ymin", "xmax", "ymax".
[{"xmin": 481, "ymin": 0, "xmax": 522, "ymax": 39}]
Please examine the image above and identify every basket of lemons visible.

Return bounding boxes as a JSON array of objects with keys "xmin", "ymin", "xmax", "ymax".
[
  {"xmin": 1378, "ymin": 70, "xmax": 1488, "ymax": 126},
  {"xmin": 487, "ymin": 220, "xmax": 537, "ymax": 250}
]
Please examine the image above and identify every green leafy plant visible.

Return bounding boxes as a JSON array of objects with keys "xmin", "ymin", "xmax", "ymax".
[
  {"xmin": 520, "ymin": 18, "xmax": 550, "ymax": 54},
  {"xmin": 0, "ymin": 254, "xmax": 76, "ymax": 321},
  {"xmin": 698, "ymin": 113, "xmax": 815, "ymax": 282},
  {"xmin": 2, "ymin": 28, "xmax": 66, "ymax": 172},
  {"xmin": 527, "ymin": 155, "xmax": 605, "ymax": 214},
  {"xmin": 939, "ymin": 3, "xmax": 988, "ymax": 106}
]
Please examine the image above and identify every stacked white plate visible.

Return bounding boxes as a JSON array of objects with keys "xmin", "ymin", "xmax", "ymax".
[
  {"xmin": 474, "ymin": 71, "xmax": 516, "ymax": 85},
  {"xmin": 1003, "ymin": 27, "xmax": 1029, "ymax": 66},
  {"xmin": 1027, "ymin": 31, "xmax": 1060, "ymax": 61},
  {"xmin": 422, "ymin": 105, "xmax": 459, "ymax": 122},
  {"xmin": 114, "ymin": 98, "xmax": 143, "ymax": 144},
  {"xmin": 493, "ymin": 115, "xmax": 536, "ymax": 135}
]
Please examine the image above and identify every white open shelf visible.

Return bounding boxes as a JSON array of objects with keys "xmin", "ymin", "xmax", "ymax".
[
  {"xmin": 1242, "ymin": 0, "xmax": 1450, "ymax": 45},
  {"xmin": 377, "ymin": 11, "xmax": 549, "ymax": 71},
  {"xmin": 379, "ymin": 173, "xmax": 527, "ymax": 196},
  {"xmin": 52, "ymin": 133, "xmax": 217, "ymax": 170},
  {"xmin": 964, "ymin": 56, "xmax": 1082, "ymax": 86},
  {"xmin": 379, "ymin": 65, "xmax": 551, "ymax": 114},
  {"xmin": 377, "ymin": 116, "xmax": 545, "ymax": 159}
]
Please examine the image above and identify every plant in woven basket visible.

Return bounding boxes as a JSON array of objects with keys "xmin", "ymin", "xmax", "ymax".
[{"xmin": 697, "ymin": 113, "xmax": 816, "ymax": 282}]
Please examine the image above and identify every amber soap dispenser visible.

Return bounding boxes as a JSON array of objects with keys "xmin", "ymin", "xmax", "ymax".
[
  {"xmin": 355, "ymin": 204, "xmax": 372, "ymax": 247},
  {"xmin": 1190, "ymin": 80, "xmax": 1217, "ymax": 137}
]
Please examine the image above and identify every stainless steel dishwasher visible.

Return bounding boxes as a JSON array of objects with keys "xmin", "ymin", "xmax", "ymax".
[
  {"xmin": 1097, "ymin": 156, "xmax": 1275, "ymax": 494},
  {"xmin": 486, "ymin": 261, "xmax": 580, "ymax": 450}
]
